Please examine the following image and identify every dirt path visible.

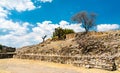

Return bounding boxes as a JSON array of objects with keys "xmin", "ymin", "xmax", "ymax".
[
  {"xmin": 0, "ymin": 59, "xmax": 79, "ymax": 73},
  {"xmin": 0, "ymin": 59, "xmax": 119, "ymax": 73}
]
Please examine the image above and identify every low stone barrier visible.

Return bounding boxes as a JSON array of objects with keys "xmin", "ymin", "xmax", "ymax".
[
  {"xmin": 14, "ymin": 54, "xmax": 120, "ymax": 71},
  {"xmin": 0, "ymin": 52, "xmax": 16, "ymax": 58}
]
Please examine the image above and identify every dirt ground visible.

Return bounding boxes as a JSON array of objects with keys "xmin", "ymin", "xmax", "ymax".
[{"xmin": 0, "ymin": 59, "xmax": 119, "ymax": 73}]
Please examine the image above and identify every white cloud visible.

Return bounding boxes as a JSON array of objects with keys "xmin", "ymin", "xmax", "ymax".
[
  {"xmin": 0, "ymin": 0, "xmax": 36, "ymax": 12},
  {"xmin": 0, "ymin": 21, "xmax": 34, "ymax": 47},
  {"xmin": 0, "ymin": 20, "xmax": 85, "ymax": 48},
  {"xmin": 31, "ymin": 20, "xmax": 84, "ymax": 44},
  {"xmin": 34, "ymin": 20, "xmax": 85, "ymax": 36},
  {"xmin": 0, "ymin": 19, "xmax": 30, "ymax": 35},
  {"xmin": 0, "ymin": 7, "xmax": 9, "ymax": 18},
  {"xmin": 40, "ymin": 0, "xmax": 53, "ymax": 3},
  {"xmin": 59, "ymin": 20, "xmax": 69, "ymax": 26},
  {"xmin": 0, "ymin": 34, "xmax": 32, "ymax": 48},
  {"xmin": 0, "ymin": 0, "xmax": 37, "ymax": 19},
  {"xmin": 59, "ymin": 20, "xmax": 85, "ymax": 32},
  {"xmin": 0, "ymin": 0, "xmax": 119, "ymax": 48},
  {"xmin": 97, "ymin": 24, "xmax": 120, "ymax": 31},
  {"xmin": 1, "ymin": 21, "xmax": 120, "ymax": 48},
  {"xmin": 0, "ymin": 0, "xmax": 55, "ymax": 48},
  {"xmin": 0, "ymin": 0, "xmax": 35, "ymax": 47}
]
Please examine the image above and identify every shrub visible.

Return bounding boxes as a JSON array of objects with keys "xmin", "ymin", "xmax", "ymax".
[{"xmin": 52, "ymin": 27, "xmax": 74, "ymax": 40}]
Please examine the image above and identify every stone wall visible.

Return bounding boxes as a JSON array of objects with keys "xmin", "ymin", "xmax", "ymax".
[
  {"xmin": 0, "ymin": 54, "xmax": 14, "ymax": 58},
  {"xmin": 14, "ymin": 30, "xmax": 120, "ymax": 71},
  {"xmin": 14, "ymin": 54, "xmax": 120, "ymax": 71}
]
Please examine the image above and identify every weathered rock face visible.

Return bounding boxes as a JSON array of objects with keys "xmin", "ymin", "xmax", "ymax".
[{"xmin": 14, "ymin": 30, "xmax": 120, "ymax": 71}]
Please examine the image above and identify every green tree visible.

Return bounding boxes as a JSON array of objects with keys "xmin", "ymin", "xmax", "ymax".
[
  {"xmin": 72, "ymin": 11, "xmax": 96, "ymax": 33},
  {"xmin": 0, "ymin": 44, "xmax": 2, "ymax": 52},
  {"xmin": 52, "ymin": 27, "xmax": 74, "ymax": 40},
  {"xmin": 64, "ymin": 29, "xmax": 75, "ymax": 34}
]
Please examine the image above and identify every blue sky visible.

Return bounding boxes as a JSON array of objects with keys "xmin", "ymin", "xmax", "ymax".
[
  {"xmin": 0, "ymin": 0, "xmax": 119, "ymax": 48},
  {"xmin": 8, "ymin": 0, "xmax": 120, "ymax": 24}
]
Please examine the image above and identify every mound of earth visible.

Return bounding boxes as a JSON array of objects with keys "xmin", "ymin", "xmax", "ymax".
[{"xmin": 15, "ymin": 30, "xmax": 120, "ymax": 57}]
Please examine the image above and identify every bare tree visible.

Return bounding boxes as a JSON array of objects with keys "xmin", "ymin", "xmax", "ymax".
[
  {"xmin": 72, "ymin": 11, "xmax": 96, "ymax": 33},
  {"xmin": 42, "ymin": 35, "xmax": 47, "ymax": 42}
]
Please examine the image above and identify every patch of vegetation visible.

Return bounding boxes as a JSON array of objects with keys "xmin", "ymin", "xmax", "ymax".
[
  {"xmin": 0, "ymin": 44, "xmax": 2, "ymax": 52},
  {"xmin": 52, "ymin": 27, "xmax": 74, "ymax": 40}
]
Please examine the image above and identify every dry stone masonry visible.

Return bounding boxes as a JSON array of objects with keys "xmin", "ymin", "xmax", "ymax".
[
  {"xmin": 15, "ymin": 54, "xmax": 120, "ymax": 71},
  {"xmin": 0, "ymin": 45, "xmax": 16, "ymax": 58},
  {"xmin": 14, "ymin": 30, "xmax": 120, "ymax": 71}
]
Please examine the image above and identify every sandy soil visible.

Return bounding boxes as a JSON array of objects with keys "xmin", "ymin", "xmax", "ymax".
[{"xmin": 0, "ymin": 58, "xmax": 119, "ymax": 73}]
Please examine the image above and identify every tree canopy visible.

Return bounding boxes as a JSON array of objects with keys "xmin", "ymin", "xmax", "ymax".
[
  {"xmin": 72, "ymin": 11, "xmax": 96, "ymax": 33},
  {"xmin": 0, "ymin": 44, "xmax": 2, "ymax": 49}
]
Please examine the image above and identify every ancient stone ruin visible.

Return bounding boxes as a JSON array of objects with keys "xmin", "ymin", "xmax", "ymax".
[
  {"xmin": 14, "ymin": 30, "xmax": 120, "ymax": 71},
  {"xmin": 0, "ymin": 45, "xmax": 16, "ymax": 58}
]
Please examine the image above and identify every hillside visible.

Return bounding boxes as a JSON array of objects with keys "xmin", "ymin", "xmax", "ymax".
[
  {"xmin": 14, "ymin": 30, "xmax": 120, "ymax": 71},
  {"xmin": 15, "ymin": 30, "xmax": 120, "ymax": 56}
]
